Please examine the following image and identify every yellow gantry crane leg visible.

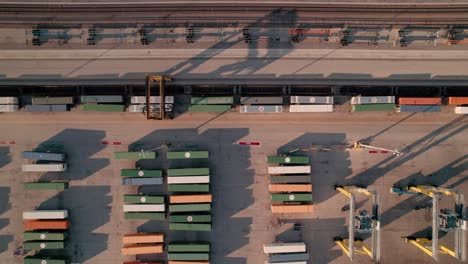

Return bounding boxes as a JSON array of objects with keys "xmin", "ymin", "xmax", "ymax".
[{"xmin": 145, "ymin": 74, "xmax": 172, "ymax": 120}]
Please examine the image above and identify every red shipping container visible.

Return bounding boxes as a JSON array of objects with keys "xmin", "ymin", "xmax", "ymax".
[
  {"xmin": 399, "ymin": 97, "xmax": 441, "ymax": 105},
  {"xmin": 448, "ymin": 97, "xmax": 468, "ymax": 105},
  {"xmin": 24, "ymin": 220, "xmax": 70, "ymax": 230}
]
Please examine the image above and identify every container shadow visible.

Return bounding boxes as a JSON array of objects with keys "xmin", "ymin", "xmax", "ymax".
[
  {"xmin": 0, "ymin": 235, "xmax": 12, "ymax": 254},
  {"xmin": 0, "ymin": 147, "xmax": 11, "ymax": 169}
]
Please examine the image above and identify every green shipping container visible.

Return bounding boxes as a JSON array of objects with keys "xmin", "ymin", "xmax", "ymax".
[
  {"xmin": 168, "ymin": 252, "xmax": 210, "ymax": 261},
  {"xmin": 168, "ymin": 184, "xmax": 210, "ymax": 193},
  {"xmin": 168, "ymin": 243, "xmax": 210, "ymax": 252},
  {"xmin": 23, "ymin": 232, "xmax": 67, "ymax": 241},
  {"xmin": 24, "ymin": 257, "xmax": 68, "ymax": 264},
  {"xmin": 123, "ymin": 195, "xmax": 164, "ymax": 204},
  {"xmin": 167, "ymin": 151, "xmax": 209, "ymax": 159},
  {"xmin": 169, "ymin": 223, "xmax": 212, "ymax": 232},
  {"xmin": 271, "ymin": 193, "xmax": 313, "ymax": 203},
  {"xmin": 24, "ymin": 182, "xmax": 68, "ymax": 190},
  {"xmin": 167, "ymin": 168, "xmax": 209, "ymax": 176},
  {"xmin": 352, "ymin": 104, "xmax": 395, "ymax": 112},
  {"xmin": 169, "ymin": 204, "xmax": 211, "ymax": 212},
  {"xmin": 82, "ymin": 103, "xmax": 124, "ymax": 112},
  {"xmin": 121, "ymin": 169, "xmax": 162, "ymax": 177},
  {"xmin": 267, "ymin": 156, "xmax": 309, "ymax": 165},
  {"xmin": 114, "ymin": 151, "xmax": 156, "ymax": 160},
  {"xmin": 270, "ymin": 176, "xmax": 311, "ymax": 184},
  {"xmin": 124, "ymin": 212, "xmax": 166, "ymax": 220},
  {"xmin": 188, "ymin": 105, "xmax": 232, "ymax": 113},
  {"xmin": 169, "ymin": 214, "xmax": 212, "ymax": 223},
  {"xmin": 23, "ymin": 241, "xmax": 65, "ymax": 250},
  {"xmin": 191, "ymin": 96, "xmax": 234, "ymax": 105}
]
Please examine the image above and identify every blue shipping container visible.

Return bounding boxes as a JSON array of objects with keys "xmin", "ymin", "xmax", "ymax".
[{"xmin": 398, "ymin": 105, "xmax": 441, "ymax": 113}]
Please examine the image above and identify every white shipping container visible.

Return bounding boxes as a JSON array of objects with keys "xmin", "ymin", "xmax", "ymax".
[
  {"xmin": 23, "ymin": 210, "xmax": 68, "ymax": 220},
  {"xmin": 130, "ymin": 96, "xmax": 174, "ymax": 104},
  {"xmin": 123, "ymin": 204, "xmax": 165, "ymax": 212},
  {"xmin": 0, "ymin": 104, "xmax": 19, "ymax": 112},
  {"xmin": 351, "ymin": 96, "xmax": 395, "ymax": 105},
  {"xmin": 22, "ymin": 163, "xmax": 67, "ymax": 172},
  {"xmin": 167, "ymin": 176, "xmax": 210, "ymax": 184},
  {"xmin": 240, "ymin": 105, "xmax": 283, "ymax": 113},
  {"xmin": 455, "ymin": 106, "xmax": 468, "ymax": 114},
  {"xmin": 290, "ymin": 96, "xmax": 333, "ymax": 105},
  {"xmin": 0, "ymin": 97, "xmax": 18, "ymax": 104},
  {"xmin": 263, "ymin": 242, "xmax": 306, "ymax": 254},
  {"xmin": 289, "ymin": 105, "xmax": 333, "ymax": 112},
  {"xmin": 268, "ymin": 166, "xmax": 311, "ymax": 175}
]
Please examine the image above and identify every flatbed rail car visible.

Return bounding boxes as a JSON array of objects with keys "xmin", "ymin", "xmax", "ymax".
[
  {"xmin": 22, "ymin": 151, "xmax": 66, "ymax": 162},
  {"xmin": 290, "ymin": 96, "xmax": 333, "ymax": 104},
  {"xmin": 131, "ymin": 96, "xmax": 174, "ymax": 104},
  {"xmin": 23, "ymin": 210, "xmax": 68, "ymax": 220},
  {"xmin": 263, "ymin": 242, "xmax": 307, "ymax": 254},
  {"xmin": 267, "ymin": 166, "xmax": 311, "ymax": 175},
  {"xmin": 22, "ymin": 163, "xmax": 67, "ymax": 172},
  {"xmin": 351, "ymin": 96, "xmax": 395, "ymax": 104}
]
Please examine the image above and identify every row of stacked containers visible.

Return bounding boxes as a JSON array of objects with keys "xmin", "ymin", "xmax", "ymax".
[
  {"xmin": 267, "ymin": 155, "xmax": 313, "ymax": 214},
  {"xmin": 263, "ymin": 242, "xmax": 309, "ymax": 264},
  {"xmin": 352, "ymin": 96, "xmax": 468, "ymax": 113}
]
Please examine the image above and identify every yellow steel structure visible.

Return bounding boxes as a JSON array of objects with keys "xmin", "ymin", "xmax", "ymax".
[{"xmin": 145, "ymin": 74, "xmax": 172, "ymax": 120}]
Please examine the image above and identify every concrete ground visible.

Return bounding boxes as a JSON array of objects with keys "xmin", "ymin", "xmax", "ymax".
[{"xmin": 0, "ymin": 110, "xmax": 466, "ymax": 264}]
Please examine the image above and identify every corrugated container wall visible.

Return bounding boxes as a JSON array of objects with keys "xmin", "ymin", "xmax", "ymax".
[
  {"xmin": 289, "ymin": 105, "xmax": 333, "ymax": 112},
  {"xmin": 0, "ymin": 104, "xmax": 19, "ymax": 112},
  {"xmin": 290, "ymin": 96, "xmax": 333, "ymax": 104},
  {"xmin": 240, "ymin": 105, "xmax": 283, "ymax": 113},
  {"xmin": 351, "ymin": 96, "xmax": 395, "ymax": 105},
  {"xmin": 398, "ymin": 97, "xmax": 441, "ymax": 105},
  {"xmin": 0, "ymin": 97, "xmax": 19, "ymax": 104},
  {"xmin": 398, "ymin": 105, "xmax": 441, "ymax": 112}
]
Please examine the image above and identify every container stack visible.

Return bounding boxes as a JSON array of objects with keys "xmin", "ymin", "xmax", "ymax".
[
  {"xmin": 351, "ymin": 96, "xmax": 395, "ymax": 112},
  {"xmin": 448, "ymin": 96, "xmax": 468, "ymax": 114},
  {"xmin": 128, "ymin": 96, "xmax": 174, "ymax": 117},
  {"xmin": 240, "ymin": 96, "xmax": 283, "ymax": 113},
  {"xmin": 397, "ymin": 97, "xmax": 441, "ymax": 113},
  {"xmin": 21, "ymin": 150, "xmax": 68, "ymax": 174},
  {"xmin": 267, "ymin": 155, "xmax": 313, "ymax": 214},
  {"xmin": 25, "ymin": 96, "xmax": 74, "ymax": 112},
  {"xmin": 122, "ymin": 233, "xmax": 165, "ymax": 255},
  {"xmin": 189, "ymin": 96, "xmax": 233, "ymax": 113},
  {"xmin": 263, "ymin": 242, "xmax": 309, "ymax": 264},
  {"xmin": 168, "ymin": 243, "xmax": 210, "ymax": 264},
  {"xmin": 289, "ymin": 95, "xmax": 334, "ymax": 112},
  {"xmin": 0, "ymin": 96, "xmax": 19, "ymax": 112},
  {"xmin": 123, "ymin": 195, "xmax": 166, "ymax": 220},
  {"xmin": 81, "ymin": 95, "xmax": 125, "ymax": 112}
]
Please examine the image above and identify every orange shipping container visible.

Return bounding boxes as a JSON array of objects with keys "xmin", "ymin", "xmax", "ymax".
[
  {"xmin": 24, "ymin": 220, "xmax": 70, "ymax": 230},
  {"xmin": 122, "ymin": 233, "xmax": 164, "ymax": 244},
  {"xmin": 399, "ymin": 97, "xmax": 441, "ymax": 105},
  {"xmin": 170, "ymin": 195, "xmax": 212, "ymax": 204},
  {"xmin": 448, "ymin": 97, "xmax": 468, "ymax": 105},
  {"xmin": 122, "ymin": 244, "xmax": 163, "ymax": 255},
  {"xmin": 169, "ymin": 262, "xmax": 210, "ymax": 264},
  {"xmin": 269, "ymin": 184, "xmax": 312, "ymax": 193},
  {"xmin": 271, "ymin": 204, "xmax": 313, "ymax": 213}
]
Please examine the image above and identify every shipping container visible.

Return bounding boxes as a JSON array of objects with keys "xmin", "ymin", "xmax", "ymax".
[
  {"xmin": 167, "ymin": 176, "xmax": 210, "ymax": 184},
  {"xmin": 123, "ymin": 204, "xmax": 165, "ymax": 212},
  {"xmin": 82, "ymin": 104, "xmax": 124, "ymax": 112},
  {"xmin": 122, "ymin": 233, "xmax": 164, "ymax": 244},
  {"xmin": 24, "ymin": 220, "xmax": 70, "ymax": 230},
  {"xmin": 24, "ymin": 182, "xmax": 68, "ymax": 190},
  {"xmin": 167, "ymin": 151, "xmax": 209, "ymax": 159},
  {"xmin": 170, "ymin": 223, "xmax": 212, "ymax": 232},
  {"xmin": 269, "ymin": 184, "xmax": 312, "ymax": 193},
  {"xmin": 448, "ymin": 97, "xmax": 468, "ymax": 105},
  {"xmin": 289, "ymin": 105, "xmax": 333, "ymax": 113},
  {"xmin": 188, "ymin": 105, "xmax": 232, "ymax": 113},
  {"xmin": 32, "ymin": 97, "xmax": 73, "ymax": 105},
  {"xmin": 265, "ymin": 262, "xmax": 306, "ymax": 264},
  {"xmin": 167, "ymin": 168, "xmax": 210, "ymax": 176},
  {"xmin": 398, "ymin": 97, "xmax": 441, "ymax": 105},
  {"xmin": 169, "ymin": 214, "xmax": 212, "ymax": 223},
  {"xmin": 170, "ymin": 195, "xmax": 212, "ymax": 204},
  {"xmin": 122, "ymin": 177, "xmax": 163, "ymax": 185},
  {"xmin": 269, "ymin": 253, "xmax": 310, "ymax": 262},
  {"xmin": 0, "ymin": 104, "xmax": 19, "ymax": 112},
  {"xmin": 22, "ymin": 151, "xmax": 66, "ymax": 162},
  {"xmin": 168, "ymin": 262, "xmax": 209, "ymax": 264},
  {"xmin": 352, "ymin": 104, "xmax": 395, "ymax": 112},
  {"xmin": 124, "ymin": 212, "xmax": 165, "ymax": 220},
  {"xmin": 191, "ymin": 97, "xmax": 234, "ymax": 105},
  {"xmin": 351, "ymin": 96, "xmax": 395, "ymax": 105},
  {"xmin": 271, "ymin": 204, "xmax": 313, "ymax": 213},
  {"xmin": 168, "ymin": 243, "xmax": 210, "ymax": 252},
  {"xmin": 168, "ymin": 253, "xmax": 210, "ymax": 261},
  {"xmin": 241, "ymin": 97, "xmax": 283, "ymax": 105},
  {"xmin": 169, "ymin": 204, "xmax": 211, "ymax": 212},
  {"xmin": 271, "ymin": 193, "xmax": 312, "ymax": 203},
  {"xmin": 240, "ymin": 105, "xmax": 282, "ymax": 113},
  {"xmin": 270, "ymin": 176, "xmax": 311, "ymax": 184},
  {"xmin": 23, "ymin": 241, "xmax": 65, "ymax": 250},
  {"xmin": 168, "ymin": 184, "xmax": 210, "ymax": 193},
  {"xmin": 123, "ymin": 262, "xmax": 162, "ymax": 264},
  {"xmin": 25, "ymin": 105, "xmax": 68, "ymax": 112},
  {"xmin": 121, "ymin": 169, "xmax": 162, "ymax": 177},
  {"xmin": 124, "ymin": 195, "xmax": 164, "ymax": 204},
  {"xmin": 455, "ymin": 106, "xmax": 468, "ymax": 114},
  {"xmin": 131, "ymin": 96, "xmax": 174, "ymax": 104},
  {"xmin": 128, "ymin": 104, "xmax": 173, "ymax": 113},
  {"xmin": 22, "ymin": 163, "xmax": 67, "ymax": 172},
  {"xmin": 398, "ymin": 105, "xmax": 441, "ymax": 113},
  {"xmin": 23, "ymin": 231, "xmax": 67, "ymax": 241},
  {"xmin": 24, "ymin": 256, "xmax": 68, "ymax": 264},
  {"xmin": 114, "ymin": 151, "xmax": 156, "ymax": 160},
  {"xmin": 0, "ymin": 97, "xmax": 18, "ymax": 104},
  {"xmin": 23, "ymin": 210, "xmax": 68, "ymax": 220},
  {"xmin": 290, "ymin": 96, "xmax": 333, "ymax": 105},
  {"xmin": 122, "ymin": 244, "xmax": 164, "ymax": 255},
  {"xmin": 267, "ymin": 156, "xmax": 309, "ymax": 165},
  {"xmin": 263, "ymin": 242, "xmax": 306, "ymax": 254},
  {"xmin": 81, "ymin": 95, "xmax": 123, "ymax": 103},
  {"xmin": 268, "ymin": 166, "xmax": 310, "ymax": 175}
]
